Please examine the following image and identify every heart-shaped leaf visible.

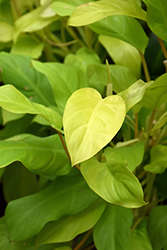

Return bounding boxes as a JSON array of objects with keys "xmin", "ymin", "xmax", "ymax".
[{"xmin": 63, "ymin": 88, "xmax": 126, "ymax": 166}]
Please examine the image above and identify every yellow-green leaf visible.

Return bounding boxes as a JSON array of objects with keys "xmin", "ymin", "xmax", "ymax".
[
  {"xmin": 68, "ymin": 0, "xmax": 146, "ymax": 27},
  {"xmin": 0, "ymin": 85, "xmax": 62, "ymax": 131},
  {"xmin": 0, "ymin": 22, "xmax": 14, "ymax": 42},
  {"xmin": 63, "ymin": 88, "xmax": 126, "ymax": 166},
  {"xmin": 81, "ymin": 157, "xmax": 147, "ymax": 208},
  {"xmin": 99, "ymin": 35, "xmax": 141, "ymax": 78}
]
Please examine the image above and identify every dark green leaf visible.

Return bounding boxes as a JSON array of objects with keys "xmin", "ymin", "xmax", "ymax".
[
  {"xmin": 144, "ymin": 0, "xmax": 167, "ymax": 42},
  {"xmin": 93, "ymin": 204, "xmax": 133, "ymax": 250},
  {"xmin": 89, "ymin": 15, "xmax": 148, "ymax": 52},
  {"xmin": 144, "ymin": 145, "xmax": 167, "ymax": 173},
  {"xmin": 2, "ymin": 162, "xmax": 38, "ymax": 202},
  {"xmin": 35, "ymin": 199, "xmax": 106, "ymax": 247},
  {"xmin": 0, "ymin": 134, "xmax": 71, "ymax": 177},
  {"xmin": 32, "ymin": 60, "xmax": 89, "ymax": 113},
  {"xmin": 130, "ymin": 219, "xmax": 152, "ymax": 250},
  {"xmin": 148, "ymin": 205, "xmax": 167, "ymax": 250},
  {"xmin": 5, "ymin": 173, "xmax": 98, "ymax": 241},
  {"xmin": 0, "ymin": 52, "xmax": 55, "ymax": 107},
  {"xmin": 0, "ymin": 217, "xmax": 35, "ymax": 250}
]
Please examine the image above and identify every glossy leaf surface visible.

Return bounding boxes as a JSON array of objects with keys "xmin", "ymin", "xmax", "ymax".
[
  {"xmin": 104, "ymin": 141, "xmax": 144, "ymax": 172},
  {"xmin": 63, "ymin": 88, "xmax": 126, "ymax": 166},
  {"xmin": 5, "ymin": 173, "xmax": 98, "ymax": 241},
  {"xmin": 35, "ymin": 199, "xmax": 106, "ymax": 247},
  {"xmin": 81, "ymin": 157, "xmax": 146, "ymax": 208},
  {"xmin": 0, "ymin": 134, "xmax": 70, "ymax": 177},
  {"xmin": 68, "ymin": 0, "xmax": 146, "ymax": 26},
  {"xmin": 93, "ymin": 204, "xmax": 133, "ymax": 250},
  {"xmin": 144, "ymin": 0, "xmax": 167, "ymax": 42},
  {"xmin": 0, "ymin": 52, "xmax": 55, "ymax": 106},
  {"xmin": 99, "ymin": 35, "xmax": 141, "ymax": 78},
  {"xmin": 32, "ymin": 60, "xmax": 89, "ymax": 113},
  {"xmin": 0, "ymin": 85, "xmax": 62, "ymax": 131},
  {"xmin": 89, "ymin": 15, "xmax": 148, "ymax": 52}
]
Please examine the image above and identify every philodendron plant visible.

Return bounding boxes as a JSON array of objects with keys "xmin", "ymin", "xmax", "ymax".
[{"xmin": 0, "ymin": 0, "xmax": 167, "ymax": 249}]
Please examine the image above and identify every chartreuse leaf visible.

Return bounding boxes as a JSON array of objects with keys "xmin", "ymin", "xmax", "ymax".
[
  {"xmin": 50, "ymin": 0, "xmax": 91, "ymax": 16},
  {"xmin": 68, "ymin": 0, "xmax": 146, "ymax": 26},
  {"xmin": 148, "ymin": 205, "xmax": 167, "ymax": 250},
  {"xmin": 104, "ymin": 141, "xmax": 145, "ymax": 172},
  {"xmin": 0, "ymin": 85, "xmax": 62, "ymax": 131},
  {"xmin": 144, "ymin": 145, "xmax": 167, "ymax": 174},
  {"xmin": 64, "ymin": 47, "xmax": 101, "ymax": 73},
  {"xmin": 89, "ymin": 15, "xmax": 148, "ymax": 52},
  {"xmin": 151, "ymin": 111, "xmax": 167, "ymax": 135},
  {"xmin": 11, "ymin": 34, "xmax": 44, "ymax": 59},
  {"xmin": 99, "ymin": 35, "xmax": 141, "ymax": 78},
  {"xmin": 0, "ymin": 52, "xmax": 55, "ymax": 106},
  {"xmin": 93, "ymin": 204, "xmax": 133, "ymax": 250},
  {"xmin": 118, "ymin": 80, "xmax": 148, "ymax": 112},
  {"xmin": 2, "ymin": 109, "xmax": 24, "ymax": 125},
  {"xmin": 32, "ymin": 60, "xmax": 89, "ymax": 113},
  {"xmin": 144, "ymin": 0, "xmax": 167, "ymax": 42},
  {"xmin": 2, "ymin": 162, "xmax": 38, "ymax": 202},
  {"xmin": 13, "ymin": 5, "xmax": 58, "ymax": 41},
  {"xmin": 0, "ymin": 22, "xmax": 14, "ymax": 42},
  {"xmin": 87, "ymin": 64, "xmax": 137, "ymax": 93},
  {"xmin": 81, "ymin": 157, "xmax": 146, "ymax": 208},
  {"xmin": 0, "ymin": 217, "xmax": 35, "ymax": 250},
  {"xmin": 35, "ymin": 199, "xmax": 106, "ymax": 247},
  {"xmin": 140, "ymin": 73, "xmax": 167, "ymax": 109},
  {"xmin": 130, "ymin": 219, "xmax": 152, "ymax": 250},
  {"xmin": 63, "ymin": 88, "xmax": 126, "ymax": 166},
  {"xmin": 5, "ymin": 173, "xmax": 98, "ymax": 241},
  {"xmin": 0, "ymin": 134, "xmax": 70, "ymax": 177}
]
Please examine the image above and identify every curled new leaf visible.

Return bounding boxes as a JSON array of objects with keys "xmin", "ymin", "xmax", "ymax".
[{"xmin": 63, "ymin": 88, "xmax": 126, "ymax": 166}]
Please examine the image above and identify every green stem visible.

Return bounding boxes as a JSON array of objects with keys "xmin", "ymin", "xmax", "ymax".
[
  {"xmin": 139, "ymin": 52, "xmax": 151, "ymax": 82},
  {"xmin": 145, "ymin": 173, "xmax": 156, "ymax": 202},
  {"xmin": 57, "ymin": 131, "xmax": 71, "ymax": 161},
  {"xmin": 84, "ymin": 244, "xmax": 95, "ymax": 250},
  {"xmin": 158, "ymin": 37, "xmax": 167, "ymax": 59},
  {"xmin": 74, "ymin": 229, "xmax": 92, "ymax": 250},
  {"xmin": 134, "ymin": 113, "xmax": 138, "ymax": 138},
  {"xmin": 11, "ymin": 0, "xmax": 21, "ymax": 19},
  {"xmin": 67, "ymin": 26, "xmax": 85, "ymax": 47},
  {"xmin": 131, "ymin": 216, "xmax": 144, "ymax": 230}
]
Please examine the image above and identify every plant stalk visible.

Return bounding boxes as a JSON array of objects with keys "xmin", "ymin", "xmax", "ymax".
[
  {"xmin": 139, "ymin": 52, "xmax": 151, "ymax": 82},
  {"xmin": 74, "ymin": 229, "xmax": 93, "ymax": 250}
]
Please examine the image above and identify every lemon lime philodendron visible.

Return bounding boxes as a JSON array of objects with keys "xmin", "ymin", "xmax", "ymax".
[{"xmin": 0, "ymin": 0, "xmax": 167, "ymax": 249}]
